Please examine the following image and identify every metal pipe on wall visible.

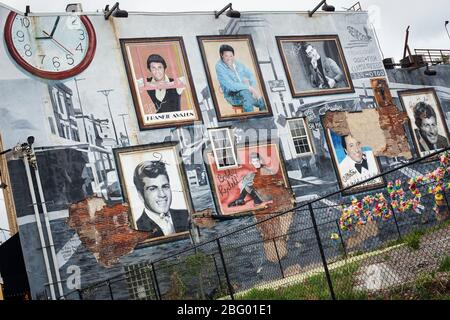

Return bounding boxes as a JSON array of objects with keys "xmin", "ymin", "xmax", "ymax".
[
  {"xmin": 33, "ymin": 161, "xmax": 64, "ymax": 298},
  {"xmin": 23, "ymin": 158, "xmax": 56, "ymax": 300}
]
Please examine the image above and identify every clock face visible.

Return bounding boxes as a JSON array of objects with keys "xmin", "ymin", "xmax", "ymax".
[{"xmin": 4, "ymin": 12, "xmax": 96, "ymax": 80}]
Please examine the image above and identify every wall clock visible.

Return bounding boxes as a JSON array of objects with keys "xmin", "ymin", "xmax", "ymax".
[{"xmin": 4, "ymin": 12, "xmax": 97, "ymax": 80}]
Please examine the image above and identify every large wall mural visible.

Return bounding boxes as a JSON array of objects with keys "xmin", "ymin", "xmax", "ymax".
[{"xmin": 1, "ymin": 6, "xmax": 449, "ymax": 299}]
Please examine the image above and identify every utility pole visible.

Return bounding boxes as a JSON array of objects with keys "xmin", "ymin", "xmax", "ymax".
[
  {"xmin": 97, "ymin": 90, "xmax": 119, "ymax": 145},
  {"xmin": 118, "ymin": 113, "xmax": 130, "ymax": 146},
  {"xmin": 74, "ymin": 78, "xmax": 89, "ymax": 143}
]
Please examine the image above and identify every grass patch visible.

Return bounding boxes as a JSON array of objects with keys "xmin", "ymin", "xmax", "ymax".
[
  {"xmin": 414, "ymin": 272, "xmax": 435, "ymax": 299},
  {"xmin": 369, "ymin": 271, "xmax": 450, "ymax": 300},
  {"xmin": 403, "ymin": 229, "xmax": 426, "ymax": 250},
  {"xmin": 438, "ymin": 256, "xmax": 450, "ymax": 273},
  {"xmin": 238, "ymin": 262, "xmax": 367, "ymax": 300}
]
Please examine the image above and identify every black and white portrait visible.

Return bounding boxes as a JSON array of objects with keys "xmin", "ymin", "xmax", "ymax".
[
  {"xmin": 277, "ymin": 35, "xmax": 354, "ymax": 98},
  {"xmin": 399, "ymin": 88, "xmax": 450, "ymax": 158},
  {"xmin": 114, "ymin": 142, "xmax": 192, "ymax": 241}
]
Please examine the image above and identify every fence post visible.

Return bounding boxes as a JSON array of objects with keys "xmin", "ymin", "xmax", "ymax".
[
  {"xmin": 151, "ymin": 263, "xmax": 162, "ymax": 300},
  {"xmin": 335, "ymin": 220, "xmax": 347, "ymax": 258},
  {"xmin": 388, "ymin": 203, "xmax": 402, "ymax": 241},
  {"xmin": 211, "ymin": 254, "xmax": 223, "ymax": 293},
  {"xmin": 308, "ymin": 203, "xmax": 336, "ymax": 300},
  {"xmin": 106, "ymin": 280, "xmax": 114, "ymax": 300},
  {"xmin": 272, "ymin": 238, "xmax": 285, "ymax": 278},
  {"xmin": 148, "ymin": 266, "xmax": 159, "ymax": 300},
  {"xmin": 216, "ymin": 238, "xmax": 234, "ymax": 300}
]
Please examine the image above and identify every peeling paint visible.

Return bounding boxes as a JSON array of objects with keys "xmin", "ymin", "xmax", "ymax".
[
  {"xmin": 324, "ymin": 80, "xmax": 413, "ymax": 160},
  {"xmin": 67, "ymin": 197, "xmax": 150, "ymax": 267}
]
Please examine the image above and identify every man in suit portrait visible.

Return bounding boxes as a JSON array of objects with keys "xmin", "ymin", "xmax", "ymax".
[
  {"xmin": 304, "ymin": 43, "xmax": 345, "ymax": 90},
  {"xmin": 339, "ymin": 134, "xmax": 378, "ymax": 188},
  {"xmin": 133, "ymin": 160, "xmax": 189, "ymax": 237},
  {"xmin": 413, "ymin": 102, "xmax": 449, "ymax": 153},
  {"xmin": 144, "ymin": 54, "xmax": 186, "ymax": 114}
]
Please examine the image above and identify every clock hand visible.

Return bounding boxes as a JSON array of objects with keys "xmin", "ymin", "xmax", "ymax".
[
  {"xmin": 49, "ymin": 16, "xmax": 60, "ymax": 38},
  {"xmin": 35, "ymin": 16, "xmax": 60, "ymax": 40},
  {"xmin": 43, "ymin": 31, "xmax": 73, "ymax": 55},
  {"xmin": 36, "ymin": 30, "xmax": 51, "ymax": 40},
  {"xmin": 36, "ymin": 35, "xmax": 51, "ymax": 40}
]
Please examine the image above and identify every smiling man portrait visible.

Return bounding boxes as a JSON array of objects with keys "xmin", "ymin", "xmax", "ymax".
[
  {"xmin": 413, "ymin": 102, "xmax": 449, "ymax": 153},
  {"xmin": 133, "ymin": 160, "xmax": 189, "ymax": 236}
]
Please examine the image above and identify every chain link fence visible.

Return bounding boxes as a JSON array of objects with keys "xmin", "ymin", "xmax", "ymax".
[{"xmin": 61, "ymin": 148, "xmax": 450, "ymax": 300}]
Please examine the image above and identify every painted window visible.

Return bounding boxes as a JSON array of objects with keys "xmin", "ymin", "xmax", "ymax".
[
  {"xmin": 208, "ymin": 128, "xmax": 238, "ymax": 170},
  {"xmin": 48, "ymin": 117, "xmax": 56, "ymax": 135},
  {"xmin": 288, "ymin": 118, "xmax": 313, "ymax": 155}
]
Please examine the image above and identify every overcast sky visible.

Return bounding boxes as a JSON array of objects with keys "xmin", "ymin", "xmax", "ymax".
[{"xmin": 1, "ymin": 0, "xmax": 449, "ymax": 61}]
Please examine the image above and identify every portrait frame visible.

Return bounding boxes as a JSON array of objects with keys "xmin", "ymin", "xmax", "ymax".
[
  {"xmin": 276, "ymin": 35, "xmax": 354, "ymax": 98},
  {"xmin": 113, "ymin": 142, "xmax": 194, "ymax": 244},
  {"xmin": 204, "ymin": 139, "xmax": 293, "ymax": 216},
  {"xmin": 197, "ymin": 34, "xmax": 273, "ymax": 122},
  {"xmin": 398, "ymin": 88, "xmax": 450, "ymax": 159},
  {"xmin": 120, "ymin": 37, "xmax": 202, "ymax": 130},
  {"xmin": 322, "ymin": 118, "xmax": 386, "ymax": 196}
]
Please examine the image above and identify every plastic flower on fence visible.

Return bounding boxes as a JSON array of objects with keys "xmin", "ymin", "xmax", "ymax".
[
  {"xmin": 375, "ymin": 193, "xmax": 392, "ymax": 221},
  {"xmin": 339, "ymin": 151, "xmax": 450, "ymax": 231},
  {"xmin": 339, "ymin": 193, "xmax": 392, "ymax": 231},
  {"xmin": 330, "ymin": 233, "xmax": 340, "ymax": 242}
]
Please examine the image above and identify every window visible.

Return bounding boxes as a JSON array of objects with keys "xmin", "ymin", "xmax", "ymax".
[
  {"xmin": 48, "ymin": 117, "xmax": 56, "ymax": 135},
  {"xmin": 287, "ymin": 118, "xmax": 313, "ymax": 155},
  {"xmin": 208, "ymin": 128, "xmax": 238, "ymax": 170},
  {"xmin": 56, "ymin": 91, "xmax": 65, "ymax": 115}
]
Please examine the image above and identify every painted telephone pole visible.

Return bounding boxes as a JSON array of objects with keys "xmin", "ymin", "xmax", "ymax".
[{"xmin": 98, "ymin": 89, "xmax": 119, "ymax": 145}]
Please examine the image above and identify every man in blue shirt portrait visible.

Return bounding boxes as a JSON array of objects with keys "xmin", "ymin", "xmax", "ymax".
[{"xmin": 215, "ymin": 44, "xmax": 266, "ymax": 113}]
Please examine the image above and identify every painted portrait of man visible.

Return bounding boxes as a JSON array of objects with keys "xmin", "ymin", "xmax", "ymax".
[
  {"xmin": 338, "ymin": 134, "xmax": 379, "ymax": 188},
  {"xmin": 133, "ymin": 161, "xmax": 189, "ymax": 236},
  {"xmin": 413, "ymin": 102, "xmax": 448, "ymax": 153},
  {"xmin": 114, "ymin": 143, "xmax": 192, "ymax": 242},
  {"xmin": 304, "ymin": 43, "xmax": 345, "ymax": 90},
  {"xmin": 198, "ymin": 35, "xmax": 272, "ymax": 120},
  {"xmin": 215, "ymin": 44, "xmax": 266, "ymax": 114},
  {"xmin": 327, "ymin": 129, "xmax": 384, "ymax": 193},
  {"xmin": 120, "ymin": 38, "xmax": 201, "ymax": 130},
  {"xmin": 399, "ymin": 88, "xmax": 450, "ymax": 158},
  {"xmin": 277, "ymin": 35, "xmax": 354, "ymax": 98},
  {"xmin": 207, "ymin": 144, "xmax": 293, "ymax": 216}
]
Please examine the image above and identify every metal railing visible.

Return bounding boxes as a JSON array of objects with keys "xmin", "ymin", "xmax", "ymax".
[
  {"xmin": 347, "ymin": 2, "xmax": 362, "ymax": 11},
  {"xmin": 415, "ymin": 49, "xmax": 450, "ymax": 65}
]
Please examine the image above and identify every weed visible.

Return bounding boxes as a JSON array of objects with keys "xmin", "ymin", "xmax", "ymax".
[
  {"xmin": 438, "ymin": 256, "xmax": 450, "ymax": 273},
  {"xmin": 403, "ymin": 230, "xmax": 425, "ymax": 250}
]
